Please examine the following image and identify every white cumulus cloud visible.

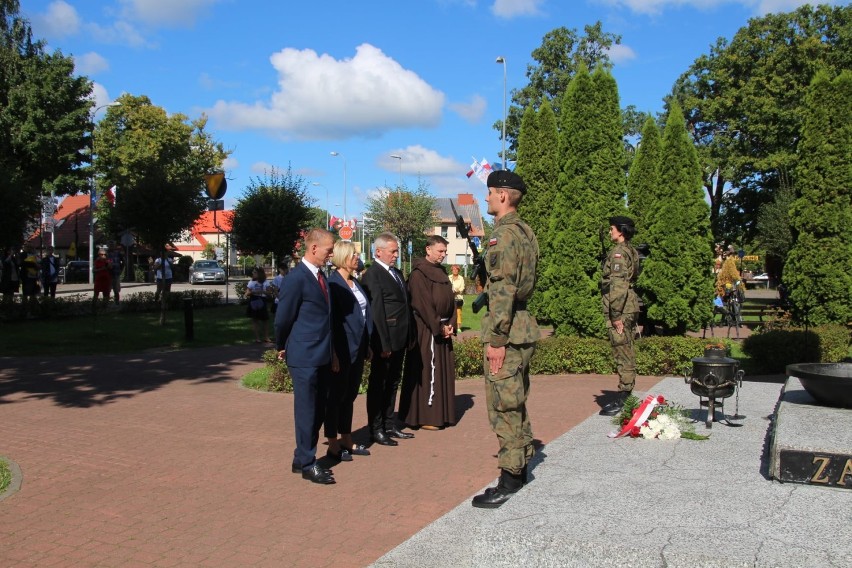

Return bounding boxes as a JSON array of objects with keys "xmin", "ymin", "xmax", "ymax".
[
  {"xmin": 381, "ymin": 146, "xmax": 465, "ymax": 177},
  {"xmin": 606, "ymin": 43, "xmax": 637, "ymax": 64},
  {"xmin": 118, "ymin": 0, "xmax": 221, "ymax": 27},
  {"xmin": 491, "ymin": 0, "xmax": 546, "ymax": 18},
  {"xmin": 75, "ymin": 52, "xmax": 110, "ymax": 75},
  {"xmin": 30, "ymin": 0, "xmax": 81, "ymax": 39},
  {"xmin": 449, "ymin": 95, "xmax": 487, "ymax": 123},
  {"xmin": 206, "ymin": 44, "xmax": 446, "ymax": 141}
]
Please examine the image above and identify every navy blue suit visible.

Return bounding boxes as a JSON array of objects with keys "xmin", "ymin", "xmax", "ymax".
[
  {"xmin": 275, "ymin": 260, "xmax": 333, "ymax": 470},
  {"xmin": 324, "ymin": 271, "xmax": 373, "ymax": 438}
]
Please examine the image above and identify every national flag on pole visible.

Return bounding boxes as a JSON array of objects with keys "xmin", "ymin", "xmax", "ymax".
[
  {"xmin": 467, "ymin": 158, "xmax": 493, "ymax": 185},
  {"xmin": 105, "ymin": 185, "xmax": 116, "ymax": 206}
]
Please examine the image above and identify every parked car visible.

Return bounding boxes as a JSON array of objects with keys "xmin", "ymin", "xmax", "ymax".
[
  {"xmin": 62, "ymin": 260, "xmax": 89, "ymax": 283},
  {"xmin": 752, "ymin": 273, "xmax": 770, "ymax": 281},
  {"xmin": 189, "ymin": 260, "xmax": 226, "ymax": 285}
]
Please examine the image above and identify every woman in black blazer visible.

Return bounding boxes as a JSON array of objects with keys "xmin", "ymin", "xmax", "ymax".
[{"xmin": 324, "ymin": 240, "xmax": 373, "ymax": 461}]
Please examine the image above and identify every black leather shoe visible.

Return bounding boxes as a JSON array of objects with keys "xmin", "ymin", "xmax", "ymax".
[
  {"xmin": 302, "ymin": 463, "xmax": 335, "ymax": 484},
  {"xmin": 599, "ymin": 392, "xmax": 630, "ymax": 416},
  {"xmin": 343, "ymin": 444, "xmax": 371, "ymax": 456},
  {"xmin": 386, "ymin": 426, "xmax": 414, "ymax": 439},
  {"xmin": 471, "ymin": 470, "xmax": 523, "ymax": 509},
  {"xmin": 291, "ymin": 463, "xmax": 301, "ymax": 474},
  {"xmin": 326, "ymin": 448, "xmax": 353, "ymax": 462},
  {"xmin": 371, "ymin": 431, "xmax": 398, "ymax": 446}
]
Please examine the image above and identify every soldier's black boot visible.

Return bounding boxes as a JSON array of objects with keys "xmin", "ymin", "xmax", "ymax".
[
  {"xmin": 599, "ymin": 391, "xmax": 630, "ymax": 416},
  {"xmin": 471, "ymin": 469, "xmax": 524, "ymax": 509}
]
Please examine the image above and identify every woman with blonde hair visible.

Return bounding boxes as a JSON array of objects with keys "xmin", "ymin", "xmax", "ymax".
[
  {"xmin": 324, "ymin": 240, "xmax": 373, "ymax": 461},
  {"xmin": 448, "ymin": 264, "xmax": 465, "ymax": 336}
]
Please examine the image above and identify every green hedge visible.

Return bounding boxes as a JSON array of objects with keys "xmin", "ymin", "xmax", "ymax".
[
  {"xmin": 742, "ymin": 324, "xmax": 850, "ymax": 373},
  {"xmin": 0, "ymin": 289, "xmax": 224, "ymax": 321},
  {"xmin": 453, "ymin": 335, "xmax": 714, "ymax": 378}
]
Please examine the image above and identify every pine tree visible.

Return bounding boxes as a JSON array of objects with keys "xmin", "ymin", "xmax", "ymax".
[
  {"xmin": 639, "ymin": 101, "xmax": 714, "ymax": 334},
  {"xmin": 539, "ymin": 67, "xmax": 626, "ymax": 336},
  {"xmin": 784, "ymin": 70, "xmax": 852, "ymax": 325},
  {"xmin": 627, "ymin": 115, "xmax": 662, "ymax": 244},
  {"xmin": 516, "ymin": 100, "xmax": 558, "ymax": 320}
]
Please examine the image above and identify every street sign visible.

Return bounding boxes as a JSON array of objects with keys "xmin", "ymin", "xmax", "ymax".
[
  {"xmin": 339, "ymin": 226, "xmax": 354, "ymax": 240},
  {"xmin": 207, "ymin": 199, "xmax": 225, "ymax": 211},
  {"xmin": 204, "ymin": 172, "xmax": 227, "ymax": 200}
]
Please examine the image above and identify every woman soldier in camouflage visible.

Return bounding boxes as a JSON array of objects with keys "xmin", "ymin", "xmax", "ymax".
[{"xmin": 599, "ymin": 216, "xmax": 641, "ymax": 417}]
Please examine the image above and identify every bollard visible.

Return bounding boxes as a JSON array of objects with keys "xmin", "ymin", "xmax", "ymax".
[{"xmin": 183, "ymin": 296, "xmax": 194, "ymax": 341}]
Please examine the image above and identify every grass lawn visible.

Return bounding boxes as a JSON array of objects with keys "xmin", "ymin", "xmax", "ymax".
[{"xmin": 1, "ymin": 304, "xmax": 259, "ymax": 357}]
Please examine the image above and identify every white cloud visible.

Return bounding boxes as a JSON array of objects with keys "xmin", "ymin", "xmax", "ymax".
[
  {"xmin": 89, "ymin": 83, "xmax": 113, "ymax": 112},
  {"xmin": 250, "ymin": 161, "xmax": 276, "ymax": 174},
  {"xmin": 75, "ymin": 52, "xmax": 110, "ymax": 75},
  {"xmin": 449, "ymin": 95, "xmax": 487, "ymax": 123},
  {"xmin": 593, "ymin": 0, "xmax": 837, "ymax": 16},
  {"xmin": 221, "ymin": 156, "xmax": 238, "ymax": 171},
  {"xmin": 606, "ymin": 43, "xmax": 637, "ymax": 64},
  {"xmin": 491, "ymin": 0, "xmax": 545, "ymax": 18},
  {"xmin": 118, "ymin": 0, "xmax": 221, "ymax": 27},
  {"xmin": 31, "ymin": 1, "xmax": 81, "ymax": 39},
  {"xmin": 381, "ymin": 146, "xmax": 466, "ymax": 177},
  {"xmin": 86, "ymin": 20, "xmax": 150, "ymax": 48},
  {"xmin": 206, "ymin": 44, "xmax": 446, "ymax": 140}
]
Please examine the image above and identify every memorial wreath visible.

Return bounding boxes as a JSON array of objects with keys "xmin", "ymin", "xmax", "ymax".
[{"xmin": 609, "ymin": 394, "xmax": 709, "ymax": 440}]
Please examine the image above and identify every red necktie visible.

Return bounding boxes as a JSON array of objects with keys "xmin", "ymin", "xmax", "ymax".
[{"xmin": 318, "ymin": 272, "xmax": 329, "ymax": 302}]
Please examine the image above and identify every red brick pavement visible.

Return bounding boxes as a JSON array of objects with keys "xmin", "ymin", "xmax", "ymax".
[{"xmin": 0, "ymin": 345, "xmax": 659, "ymax": 567}]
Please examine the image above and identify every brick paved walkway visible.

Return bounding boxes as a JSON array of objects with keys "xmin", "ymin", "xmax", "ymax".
[{"xmin": 0, "ymin": 345, "xmax": 658, "ymax": 567}]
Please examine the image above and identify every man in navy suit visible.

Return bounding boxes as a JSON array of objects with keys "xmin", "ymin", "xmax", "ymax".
[
  {"xmin": 275, "ymin": 228, "xmax": 336, "ymax": 484},
  {"xmin": 361, "ymin": 232, "xmax": 415, "ymax": 446}
]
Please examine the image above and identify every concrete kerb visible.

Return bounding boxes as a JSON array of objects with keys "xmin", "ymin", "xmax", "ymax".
[{"xmin": 374, "ymin": 375, "xmax": 852, "ymax": 568}]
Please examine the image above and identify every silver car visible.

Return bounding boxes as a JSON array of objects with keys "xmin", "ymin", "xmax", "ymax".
[{"xmin": 189, "ymin": 260, "xmax": 226, "ymax": 284}]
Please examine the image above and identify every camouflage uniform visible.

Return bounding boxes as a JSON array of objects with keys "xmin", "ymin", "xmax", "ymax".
[
  {"xmin": 481, "ymin": 211, "xmax": 539, "ymax": 475},
  {"xmin": 601, "ymin": 241, "xmax": 640, "ymax": 392}
]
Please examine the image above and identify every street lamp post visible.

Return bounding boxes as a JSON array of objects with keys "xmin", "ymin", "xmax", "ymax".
[
  {"xmin": 311, "ymin": 182, "xmax": 329, "ymax": 229},
  {"xmin": 389, "ymin": 154, "xmax": 403, "ymax": 187},
  {"xmin": 496, "ymin": 56, "xmax": 507, "ymax": 170},
  {"xmin": 89, "ymin": 101, "xmax": 121, "ymax": 284},
  {"xmin": 330, "ymin": 151, "xmax": 347, "ymax": 222}
]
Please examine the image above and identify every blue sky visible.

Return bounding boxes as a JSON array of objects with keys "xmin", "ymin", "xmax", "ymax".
[{"xmin": 23, "ymin": 0, "xmax": 835, "ymax": 224}]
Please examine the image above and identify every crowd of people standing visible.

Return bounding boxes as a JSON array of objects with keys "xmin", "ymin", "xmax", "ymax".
[{"xmin": 270, "ymin": 170, "xmax": 542, "ymax": 513}]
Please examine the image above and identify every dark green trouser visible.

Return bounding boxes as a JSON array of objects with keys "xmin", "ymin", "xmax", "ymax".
[
  {"xmin": 483, "ymin": 343, "xmax": 536, "ymax": 475},
  {"xmin": 608, "ymin": 312, "xmax": 637, "ymax": 392}
]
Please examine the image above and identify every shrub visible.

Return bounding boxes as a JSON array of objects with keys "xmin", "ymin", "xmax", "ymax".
[
  {"xmin": 743, "ymin": 324, "xmax": 850, "ymax": 373},
  {"xmin": 453, "ymin": 337, "xmax": 484, "ymax": 378},
  {"xmin": 252, "ymin": 349, "xmax": 370, "ymax": 393},
  {"xmin": 451, "ymin": 335, "xmax": 712, "ymax": 379}
]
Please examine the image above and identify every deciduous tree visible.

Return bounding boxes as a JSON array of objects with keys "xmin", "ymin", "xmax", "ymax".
[
  {"xmin": 0, "ymin": 0, "xmax": 92, "ymax": 248},
  {"xmin": 230, "ymin": 166, "xmax": 313, "ymax": 262},
  {"xmin": 94, "ymin": 93, "xmax": 228, "ymax": 321}
]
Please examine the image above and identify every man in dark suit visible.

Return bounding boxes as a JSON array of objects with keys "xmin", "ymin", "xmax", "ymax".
[
  {"xmin": 361, "ymin": 232, "xmax": 415, "ymax": 446},
  {"xmin": 275, "ymin": 228, "xmax": 336, "ymax": 484}
]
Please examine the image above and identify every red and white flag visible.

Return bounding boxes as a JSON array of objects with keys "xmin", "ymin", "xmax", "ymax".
[
  {"xmin": 105, "ymin": 185, "xmax": 116, "ymax": 206},
  {"xmin": 467, "ymin": 158, "xmax": 492, "ymax": 185}
]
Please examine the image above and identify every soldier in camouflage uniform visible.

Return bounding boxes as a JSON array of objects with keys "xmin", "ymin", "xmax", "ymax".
[
  {"xmin": 599, "ymin": 216, "xmax": 641, "ymax": 416},
  {"xmin": 471, "ymin": 170, "xmax": 540, "ymax": 509}
]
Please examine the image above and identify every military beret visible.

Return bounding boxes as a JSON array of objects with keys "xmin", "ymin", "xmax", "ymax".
[
  {"xmin": 487, "ymin": 170, "xmax": 527, "ymax": 193},
  {"xmin": 609, "ymin": 216, "xmax": 635, "ymax": 229}
]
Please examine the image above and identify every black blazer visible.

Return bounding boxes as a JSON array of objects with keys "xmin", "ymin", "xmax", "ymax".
[
  {"xmin": 328, "ymin": 270, "xmax": 373, "ymax": 364},
  {"xmin": 361, "ymin": 264, "xmax": 412, "ymax": 353}
]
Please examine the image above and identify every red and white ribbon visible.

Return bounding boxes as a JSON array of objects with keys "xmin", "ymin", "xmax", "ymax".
[{"xmin": 608, "ymin": 394, "xmax": 663, "ymax": 438}]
